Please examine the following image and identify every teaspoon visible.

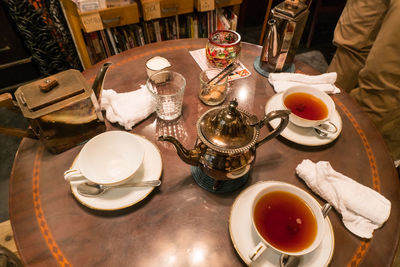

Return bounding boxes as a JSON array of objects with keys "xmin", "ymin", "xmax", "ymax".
[
  {"xmin": 313, "ymin": 127, "xmax": 328, "ymax": 138},
  {"xmin": 279, "ymin": 203, "xmax": 332, "ymax": 267},
  {"xmin": 313, "ymin": 122, "xmax": 338, "ymax": 138},
  {"xmin": 77, "ymin": 180, "xmax": 161, "ymax": 197}
]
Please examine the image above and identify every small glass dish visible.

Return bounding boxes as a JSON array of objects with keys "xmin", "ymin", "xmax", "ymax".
[
  {"xmin": 199, "ymin": 68, "xmax": 228, "ymax": 106},
  {"xmin": 206, "ymin": 30, "xmax": 241, "ymax": 68}
]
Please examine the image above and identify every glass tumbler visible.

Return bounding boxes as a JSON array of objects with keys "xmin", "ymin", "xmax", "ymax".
[
  {"xmin": 199, "ymin": 68, "xmax": 228, "ymax": 106},
  {"xmin": 146, "ymin": 71, "xmax": 186, "ymax": 121}
]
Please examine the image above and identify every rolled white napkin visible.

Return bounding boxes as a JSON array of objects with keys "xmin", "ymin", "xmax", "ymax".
[
  {"xmin": 296, "ymin": 159, "xmax": 391, "ymax": 239},
  {"xmin": 100, "ymin": 85, "xmax": 155, "ymax": 130},
  {"xmin": 268, "ymin": 72, "xmax": 341, "ymax": 94}
]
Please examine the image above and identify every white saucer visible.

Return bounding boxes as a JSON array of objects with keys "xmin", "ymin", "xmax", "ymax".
[
  {"xmin": 265, "ymin": 93, "xmax": 342, "ymax": 146},
  {"xmin": 229, "ymin": 181, "xmax": 334, "ymax": 267},
  {"xmin": 69, "ymin": 134, "xmax": 162, "ymax": 211}
]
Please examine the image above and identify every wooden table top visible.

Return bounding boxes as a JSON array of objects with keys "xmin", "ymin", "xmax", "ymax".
[{"xmin": 9, "ymin": 39, "xmax": 400, "ymax": 267}]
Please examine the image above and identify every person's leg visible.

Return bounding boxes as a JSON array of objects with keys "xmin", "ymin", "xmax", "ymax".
[
  {"xmin": 327, "ymin": 0, "xmax": 389, "ymax": 92},
  {"xmin": 350, "ymin": 0, "xmax": 400, "ymax": 161}
]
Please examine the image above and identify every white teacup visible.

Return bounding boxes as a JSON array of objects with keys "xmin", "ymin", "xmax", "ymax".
[
  {"xmin": 249, "ymin": 182, "xmax": 325, "ymax": 261},
  {"xmin": 64, "ymin": 131, "xmax": 144, "ymax": 185},
  {"xmin": 282, "ymin": 86, "xmax": 337, "ymax": 134}
]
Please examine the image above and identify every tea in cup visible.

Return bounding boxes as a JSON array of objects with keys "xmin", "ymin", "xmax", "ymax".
[
  {"xmin": 282, "ymin": 86, "xmax": 337, "ymax": 134},
  {"xmin": 249, "ymin": 182, "xmax": 325, "ymax": 261},
  {"xmin": 64, "ymin": 131, "xmax": 144, "ymax": 185}
]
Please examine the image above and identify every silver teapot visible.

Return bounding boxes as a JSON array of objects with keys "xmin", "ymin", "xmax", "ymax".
[
  {"xmin": 255, "ymin": 0, "xmax": 310, "ymax": 74},
  {"xmin": 159, "ymin": 99, "xmax": 290, "ymax": 181}
]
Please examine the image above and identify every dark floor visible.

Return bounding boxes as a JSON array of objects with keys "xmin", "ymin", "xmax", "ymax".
[
  {"xmin": 0, "ymin": 108, "xmax": 28, "ymax": 222},
  {"xmin": 0, "ymin": 15, "xmax": 338, "ymax": 223}
]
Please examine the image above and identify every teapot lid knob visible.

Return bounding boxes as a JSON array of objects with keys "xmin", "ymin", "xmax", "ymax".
[
  {"xmin": 228, "ymin": 99, "xmax": 238, "ymax": 111},
  {"xmin": 227, "ymin": 98, "xmax": 241, "ymax": 118}
]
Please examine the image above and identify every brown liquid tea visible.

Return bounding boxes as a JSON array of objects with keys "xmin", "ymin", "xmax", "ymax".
[
  {"xmin": 284, "ymin": 92, "xmax": 328, "ymax": 120},
  {"xmin": 253, "ymin": 191, "xmax": 317, "ymax": 253}
]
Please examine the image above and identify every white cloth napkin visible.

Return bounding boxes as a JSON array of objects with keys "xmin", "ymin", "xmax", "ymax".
[
  {"xmin": 100, "ymin": 85, "xmax": 155, "ymax": 130},
  {"xmin": 268, "ymin": 72, "xmax": 341, "ymax": 94},
  {"xmin": 296, "ymin": 159, "xmax": 391, "ymax": 239}
]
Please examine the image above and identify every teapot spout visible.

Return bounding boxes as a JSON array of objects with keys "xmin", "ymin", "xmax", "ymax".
[
  {"xmin": 92, "ymin": 62, "xmax": 112, "ymax": 101},
  {"xmin": 158, "ymin": 135, "xmax": 201, "ymax": 166}
]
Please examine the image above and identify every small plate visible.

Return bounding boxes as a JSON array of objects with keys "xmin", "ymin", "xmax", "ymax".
[
  {"xmin": 265, "ymin": 93, "xmax": 342, "ymax": 146},
  {"xmin": 69, "ymin": 134, "xmax": 162, "ymax": 211},
  {"xmin": 229, "ymin": 181, "xmax": 334, "ymax": 267}
]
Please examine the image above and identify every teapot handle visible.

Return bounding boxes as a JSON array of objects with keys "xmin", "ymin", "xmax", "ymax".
[{"xmin": 254, "ymin": 109, "xmax": 290, "ymax": 148}]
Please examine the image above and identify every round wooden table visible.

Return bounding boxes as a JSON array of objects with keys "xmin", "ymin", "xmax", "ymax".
[{"xmin": 9, "ymin": 39, "xmax": 400, "ymax": 266}]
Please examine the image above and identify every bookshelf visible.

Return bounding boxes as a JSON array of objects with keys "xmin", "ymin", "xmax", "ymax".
[{"xmin": 60, "ymin": 0, "xmax": 242, "ymax": 69}]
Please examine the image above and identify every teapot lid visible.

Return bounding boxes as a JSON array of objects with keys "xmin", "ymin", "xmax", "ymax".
[
  {"xmin": 274, "ymin": 0, "xmax": 307, "ymax": 18},
  {"xmin": 197, "ymin": 99, "xmax": 259, "ymax": 154}
]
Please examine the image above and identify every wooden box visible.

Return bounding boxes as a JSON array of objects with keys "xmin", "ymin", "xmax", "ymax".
[
  {"xmin": 195, "ymin": 0, "xmax": 242, "ymax": 13},
  {"xmin": 195, "ymin": 0, "xmax": 215, "ymax": 12},
  {"xmin": 79, "ymin": 3, "xmax": 140, "ymax": 32},
  {"xmin": 215, "ymin": 0, "xmax": 242, "ymax": 8},
  {"xmin": 141, "ymin": 0, "xmax": 194, "ymax": 21}
]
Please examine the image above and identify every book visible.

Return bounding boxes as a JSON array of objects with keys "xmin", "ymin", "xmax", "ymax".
[
  {"xmin": 120, "ymin": 27, "xmax": 133, "ymax": 49},
  {"xmin": 202, "ymin": 12, "xmax": 208, "ymax": 37},
  {"xmin": 207, "ymin": 10, "xmax": 216, "ymax": 34},
  {"xmin": 230, "ymin": 10, "xmax": 238, "ymax": 31},
  {"xmin": 175, "ymin": 15, "xmax": 180, "ymax": 39},
  {"xmin": 163, "ymin": 18, "xmax": 170, "ymax": 40},
  {"xmin": 153, "ymin": 20, "xmax": 162, "ymax": 42},
  {"xmin": 197, "ymin": 12, "xmax": 207, "ymax": 38},
  {"xmin": 134, "ymin": 24, "xmax": 145, "ymax": 46},
  {"xmin": 99, "ymin": 29, "xmax": 113, "ymax": 57},
  {"xmin": 171, "ymin": 17, "xmax": 178, "ymax": 39},
  {"xmin": 105, "ymin": 28, "xmax": 118, "ymax": 55},
  {"xmin": 188, "ymin": 15, "xmax": 194, "ymax": 38},
  {"xmin": 178, "ymin": 15, "xmax": 187, "ymax": 39},
  {"xmin": 111, "ymin": 27, "xmax": 123, "ymax": 53},
  {"xmin": 126, "ymin": 24, "xmax": 138, "ymax": 47},
  {"xmin": 216, "ymin": 8, "xmax": 230, "ymax": 30},
  {"xmin": 207, "ymin": 11, "xmax": 211, "ymax": 36},
  {"xmin": 148, "ymin": 21, "xmax": 157, "ymax": 43},
  {"xmin": 89, "ymin": 31, "xmax": 106, "ymax": 62},
  {"xmin": 82, "ymin": 30, "xmax": 97, "ymax": 64},
  {"xmin": 223, "ymin": 7, "xmax": 238, "ymax": 31},
  {"xmin": 142, "ymin": 21, "xmax": 152, "ymax": 44},
  {"xmin": 193, "ymin": 14, "xmax": 199, "ymax": 38}
]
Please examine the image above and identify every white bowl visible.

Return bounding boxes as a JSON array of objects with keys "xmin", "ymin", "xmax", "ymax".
[{"xmin": 77, "ymin": 131, "xmax": 144, "ymax": 185}]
